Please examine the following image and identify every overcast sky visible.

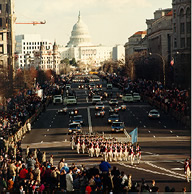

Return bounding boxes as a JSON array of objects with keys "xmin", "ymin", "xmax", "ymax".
[{"xmin": 15, "ymin": 0, "xmax": 172, "ymax": 46}]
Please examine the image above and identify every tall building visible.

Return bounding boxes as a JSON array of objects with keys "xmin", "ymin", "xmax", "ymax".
[
  {"xmin": 0, "ymin": 0, "xmax": 16, "ymax": 96},
  {"xmin": 146, "ymin": 8, "xmax": 173, "ymax": 86},
  {"xmin": 15, "ymin": 34, "xmax": 52, "ymax": 69},
  {"xmin": 34, "ymin": 41, "xmax": 61, "ymax": 75},
  {"xmin": 67, "ymin": 11, "xmax": 92, "ymax": 47},
  {"xmin": 60, "ymin": 13, "xmax": 123, "ymax": 70},
  {"xmin": 124, "ymin": 31, "xmax": 147, "ymax": 58},
  {"xmin": 172, "ymin": 0, "xmax": 191, "ymax": 89}
]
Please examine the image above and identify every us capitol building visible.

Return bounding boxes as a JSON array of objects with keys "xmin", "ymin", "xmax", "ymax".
[{"xmin": 59, "ymin": 12, "xmax": 124, "ymax": 70}]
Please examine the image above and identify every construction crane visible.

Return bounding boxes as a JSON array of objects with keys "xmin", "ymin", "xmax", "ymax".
[{"xmin": 15, "ymin": 20, "xmax": 46, "ymax": 26}]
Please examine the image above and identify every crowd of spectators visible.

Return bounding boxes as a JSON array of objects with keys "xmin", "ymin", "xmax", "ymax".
[
  {"xmin": 103, "ymin": 74, "xmax": 190, "ymax": 118},
  {"xmin": 0, "ymin": 145, "xmax": 162, "ymax": 194}
]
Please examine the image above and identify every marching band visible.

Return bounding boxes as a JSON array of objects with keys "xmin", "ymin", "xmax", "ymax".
[{"xmin": 71, "ymin": 134, "xmax": 141, "ymax": 165}]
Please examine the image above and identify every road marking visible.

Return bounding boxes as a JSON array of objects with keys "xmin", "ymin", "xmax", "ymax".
[
  {"xmin": 145, "ymin": 161, "xmax": 185, "ymax": 178},
  {"xmin": 171, "ymin": 168, "xmax": 183, "ymax": 171},
  {"xmin": 118, "ymin": 162, "xmax": 186, "ymax": 180},
  {"xmin": 87, "ymin": 107, "xmax": 92, "ymax": 134},
  {"xmin": 86, "ymin": 97, "xmax": 88, "ymax": 103}
]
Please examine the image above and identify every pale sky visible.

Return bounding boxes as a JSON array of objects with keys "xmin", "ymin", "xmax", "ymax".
[{"xmin": 15, "ymin": 0, "xmax": 172, "ymax": 46}]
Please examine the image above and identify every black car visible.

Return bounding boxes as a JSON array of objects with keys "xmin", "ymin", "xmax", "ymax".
[
  {"xmin": 78, "ymin": 84, "xmax": 85, "ymax": 89},
  {"xmin": 70, "ymin": 115, "xmax": 84, "ymax": 125},
  {"xmin": 108, "ymin": 114, "xmax": 120, "ymax": 124}
]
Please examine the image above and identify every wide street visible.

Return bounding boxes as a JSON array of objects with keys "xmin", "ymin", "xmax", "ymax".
[{"xmin": 21, "ymin": 76, "xmax": 191, "ymax": 192}]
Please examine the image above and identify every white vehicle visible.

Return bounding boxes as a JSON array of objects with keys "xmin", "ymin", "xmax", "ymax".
[
  {"xmin": 53, "ymin": 95, "xmax": 63, "ymax": 105},
  {"xmin": 133, "ymin": 93, "xmax": 141, "ymax": 102},
  {"xmin": 63, "ymin": 96, "xmax": 77, "ymax": 105},
  {"xmin": 107, "ymin": 83, "xmax": 113, "ymax": 89},
  {"xmin": 92, "ymin": 95, "xmax": 102, "ymax": 104},
  {"xmin": 122, "ymin": 94, "xmax": 133, "ymax": 102}
]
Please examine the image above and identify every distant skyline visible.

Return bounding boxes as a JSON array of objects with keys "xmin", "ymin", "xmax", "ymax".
[{"xmin": 15, "ymin": 0, "xmax": 172, "ymax": 46}]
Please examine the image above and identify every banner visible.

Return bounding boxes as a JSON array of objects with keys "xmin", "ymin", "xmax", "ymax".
[{"xmin": 129, "ymin": 128, "xmax": 138, "ymax": 144}]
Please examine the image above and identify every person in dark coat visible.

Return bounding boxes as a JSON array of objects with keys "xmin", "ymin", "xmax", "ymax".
[{"xmin": 60, "ymin": 169, "xmax": 66, "ymax": 190}]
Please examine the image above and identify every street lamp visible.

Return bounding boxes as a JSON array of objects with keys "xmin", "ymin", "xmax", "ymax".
[{"xmin": 149, "ymin": 53, "xmax": 166, "ymax": 87}]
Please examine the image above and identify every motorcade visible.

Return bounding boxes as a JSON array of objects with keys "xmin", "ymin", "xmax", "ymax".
[
  {"xmin": 111, "ymin": 122, "xmax": 125, "ymax": 132},
  {"xmin": 107, "ymin": 83, "xmax": 113, "ymax": 89},
  {"xmin": 109, "ymin": 99, "xmax": 118, "ymax": 106},
  {"xmin": 63, "ymin": 96, "xmax": 77, "ymax": 105},
  {"xmin": 95, "ymin": 102, "xmax": 105, "ymax": 110},
  {"xmin": 70, "ymin": 115, "xmax": 84, "ymax": 125},
  {"xmin": 122, "ymin": 94, "xmax": 133, "ymax": 102},
  {"xmin": 133, "ymin": 93, "xmax": 141, "ymax": 102},
  {"xmin": 108, "ymin": 114, "xmax": 120, "ymax": 124},
  {"xmin": 53, "ymin": 95, "xmax": 63, "ymax": 105},
  {"xmin": 92, "ymin": 95, "xmax": 102, "ymax": 104},
  {"xmin": 57, "ymin": 106, "xmax": 68, "ymax": 114},
  {"xmin": 68, "ymin": 122, "xmax": 82, "ymax": 134},
  {"xmin": 148, "ymin": 109, "xmax": 160, "ymax": 119}
]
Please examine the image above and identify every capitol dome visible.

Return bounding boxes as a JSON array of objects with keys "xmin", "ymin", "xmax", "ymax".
[{"xmin": 67, "ymin": 12, "xmax": 92, "ymax": 47}]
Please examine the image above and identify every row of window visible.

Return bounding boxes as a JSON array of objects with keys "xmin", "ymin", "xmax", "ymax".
[
  {"xmin": 174, "ymin": 37, "xmax": 191, "ymax": 48},
  {"xmin": 23, "ymin": 41, "xmax": 48, "ymax": 46}
]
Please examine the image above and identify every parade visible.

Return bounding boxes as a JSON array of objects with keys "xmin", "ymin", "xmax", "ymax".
[{"xmin": 71, "ymin": 134, "xmax": 141, "ymax": 165}]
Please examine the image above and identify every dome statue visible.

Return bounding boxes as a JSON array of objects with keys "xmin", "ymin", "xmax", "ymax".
[{"xmin": 67, "ymin": 12, "xmax": 92, "ymax": 47}]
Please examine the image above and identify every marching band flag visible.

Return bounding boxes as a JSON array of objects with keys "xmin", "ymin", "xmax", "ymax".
[{"xmin": 129, "ymin": 128, "xmax": 138, "ymax": 144}]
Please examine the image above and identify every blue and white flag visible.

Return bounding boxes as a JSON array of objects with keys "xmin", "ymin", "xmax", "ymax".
[{"xmin": 129, "ymin": 128, "xmax": 138, "ymax": 144}]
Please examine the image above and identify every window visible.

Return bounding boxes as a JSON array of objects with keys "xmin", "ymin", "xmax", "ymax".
[
  {"xmin": 0, "ymin": 18, "xmax": 2, "ymax": 28},
  {"xmin": 186, "ymin": 8, "xmax": 191, "ymax": 18},
  {"xmin": 6, "ymin": 4, "xmax": 8, "ymax": 13},
  {"xmin": 174, "ymin": 23, "xmax": 176, "ymax": 32},
  {"xmin": 0, "ymin": 33, "xmax": 3, "ymax": 41},
  {"xmin": 180, "ymin": 23, "xmax": 185, "ymax": 34},
  {"xmin": 186, "ymin": 22, "xmax": 191, "ymax": 33},
  {"xmin": 180, "ymin": 38, "xmax": 185, "ymax": 48},
  {"xmin": 0, "ymin": 45, "xmax": 3, "ymax": 54},
  {"xmin": 0, "ymin": 4, "xmax": 2, "ymax": 13},
  {"xmin": 187, "ymin": 37, "xmax": 191, "ymax": 48},
  {"xmin": 180, "ymin": 9, "xmax": 184, "ymax": 18}
]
